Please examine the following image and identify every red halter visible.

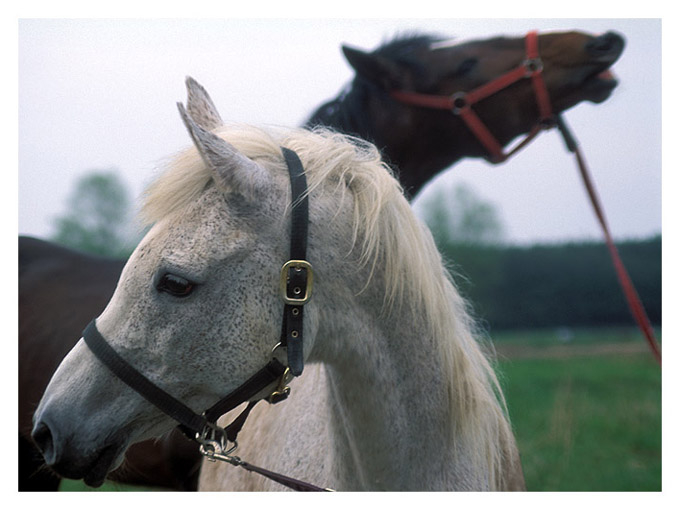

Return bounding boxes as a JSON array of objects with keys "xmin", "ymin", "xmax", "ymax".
[
  {"xmin": 391, "ymin": 31, "xmax": 553, "ymax": 163},
  {"xmin": 393, "ymin": 32, "xmax": 662, "ymax": 364}
]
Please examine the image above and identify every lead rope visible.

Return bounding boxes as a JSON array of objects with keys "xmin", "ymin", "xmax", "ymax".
[
  {"xmin": 207, "ymin": 451, "xmax": 334, "ymax": 492},
  {"xmin": 556, "ymin": 115, "xmax": 661, "ymax": 365}
]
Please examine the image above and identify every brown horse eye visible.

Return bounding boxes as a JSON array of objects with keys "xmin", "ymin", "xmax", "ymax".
[
  {"xmin": 456, "ymin": 57, "xmax": 478, "ymax": 76},
  {"xmin": 157, "ymin": 273, "xmax": 195, "ymax": 297}
]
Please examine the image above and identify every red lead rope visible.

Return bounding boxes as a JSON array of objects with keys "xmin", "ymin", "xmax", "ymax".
[
  {"xmin": 391, "ymin": 31, "xmax": 661, "ymax": 365},
  {"xmin": 556, "ymin": 116, "xmax": 661, "ymax": 365}
]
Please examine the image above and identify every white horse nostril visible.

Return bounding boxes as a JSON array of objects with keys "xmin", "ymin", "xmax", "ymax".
[{"xmin": 32, "ymin": 421, "xmax": 56, "ymax": 465}]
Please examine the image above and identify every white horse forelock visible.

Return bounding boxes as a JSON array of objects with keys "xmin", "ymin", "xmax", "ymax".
[{"xmin": 141, "ymin": 124, "xmax": 515, "ymax": 489}]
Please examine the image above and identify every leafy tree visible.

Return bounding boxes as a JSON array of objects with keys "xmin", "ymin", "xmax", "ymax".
[
  {"xmin": 51, "ymin": 169, "xmax": 138, "ymax": 257},
  {"xmin": 419, "ymin": 181, "xmax": 505, "ymax": 247}
]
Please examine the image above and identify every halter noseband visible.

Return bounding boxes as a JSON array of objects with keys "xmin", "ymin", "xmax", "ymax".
[
  {"xmin": 82, "ymin": 147, "xmax": 312, "ymax": 458},
  {"xmin": 390, "ymin": 31, "xmax": 553, "ymax": 163}
]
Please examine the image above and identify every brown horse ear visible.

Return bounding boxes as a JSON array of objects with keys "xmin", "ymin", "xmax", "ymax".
[
  {"xmin": 185, "ymin": 76, "xmax": 223, "ymax": 131},
  {"xmin": 342, "ymin": 45, "xmax": 407, "ymax": 90},
  {"xmin": 177, "ymin": 102, "xmax": 270, "ymax": 198}
]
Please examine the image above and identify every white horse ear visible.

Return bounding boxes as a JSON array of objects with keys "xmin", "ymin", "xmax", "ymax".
[
  {"xmin": 177, "ymin": 102, "xmax": 270, "ymax": 198},
  {"xmin": 185, "ymin": 76, "xmax": 223, "ymax": 131}
]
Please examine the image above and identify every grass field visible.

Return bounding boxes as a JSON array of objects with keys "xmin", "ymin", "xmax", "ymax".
[
  {"xmin": 499, "ymin": 356, "xmax": 660, "ymax": 489},
  {"xmin": 493, "ymin": 327, "xmax": 661, "ymax": 491},
  {"xmin": 59, "ymin": 326, "xmax": 662, "ymax": 492}
]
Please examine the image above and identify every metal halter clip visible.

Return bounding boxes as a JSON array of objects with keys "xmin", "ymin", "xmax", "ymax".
[
  {"xmin": 280, "ymin": 260, "xmax": 313, "ymax": 305},
  {"xmin": 267, "ymin": 367, "xmax": 292, "ymax": 404},
  {"xmin": 197, "ymin": 422, "xmax": 238, "ymax": 463}
]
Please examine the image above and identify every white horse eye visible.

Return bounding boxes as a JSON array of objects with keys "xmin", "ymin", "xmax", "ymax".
[{"xmin": 156, "ymin": 273, "xmax": 195, "ymax": 297}]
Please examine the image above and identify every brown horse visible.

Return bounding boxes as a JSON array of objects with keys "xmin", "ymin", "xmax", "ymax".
[
  {"xmin": 19, "ymin": 29, "xmax": 623, "ymax": 491},
  {"xmin": 307, "ymin": 30, "xmax": 623, "ymax": 196}
]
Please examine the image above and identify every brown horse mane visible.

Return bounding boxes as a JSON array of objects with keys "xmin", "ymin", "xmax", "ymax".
[{"xmin": 304, "ymin": 32, "xmax": 447, "ymax": 140}]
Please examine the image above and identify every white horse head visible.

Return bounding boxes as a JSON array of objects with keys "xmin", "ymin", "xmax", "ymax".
[{"xmin": 33, "ymin": 78, "xmax": 523, "ymax": 490}]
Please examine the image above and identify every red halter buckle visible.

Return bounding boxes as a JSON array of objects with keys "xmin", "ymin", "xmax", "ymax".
[{"xmin": 391, "ymin": 31, "xmax": 554, "ymax": 163}]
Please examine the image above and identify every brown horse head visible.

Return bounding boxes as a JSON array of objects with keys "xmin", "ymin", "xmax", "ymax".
[{"xmin": 309, "ymin": 31, "xmax": 624, "ymax": 196}]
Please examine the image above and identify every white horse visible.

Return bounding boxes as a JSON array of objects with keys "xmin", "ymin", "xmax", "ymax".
[{"xmin": 33, "ymin": 78, "xmax": 524, "ymax": 491}]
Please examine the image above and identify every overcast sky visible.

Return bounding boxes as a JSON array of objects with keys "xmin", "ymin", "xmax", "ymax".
[{"xmin": 18, "ymin": 17, "xmax": 661, "ymax": 245}]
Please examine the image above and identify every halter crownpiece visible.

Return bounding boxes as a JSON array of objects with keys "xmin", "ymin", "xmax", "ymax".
[
  {"xmin": 391, "ymin": 31, "xmax": 553, "ymax": 163},
  {"xmin": 81, "ymin": 147, "xmax": 322, "ymax": 488}
]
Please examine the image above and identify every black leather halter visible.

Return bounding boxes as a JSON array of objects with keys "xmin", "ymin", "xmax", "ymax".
[{"xmin": 82, "ymin": 147, "xmax": 312, "ymax": 448}]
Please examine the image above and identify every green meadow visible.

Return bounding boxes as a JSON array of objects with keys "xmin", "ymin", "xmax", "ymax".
[{"xmin": 497, "ymin": 336, "xmax": 661, "ymax": 491}]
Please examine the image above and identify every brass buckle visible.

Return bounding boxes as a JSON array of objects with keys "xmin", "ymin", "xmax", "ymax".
[{"xmin": 280, "ymin": 260, "xmax": 313, "ymax": 305}]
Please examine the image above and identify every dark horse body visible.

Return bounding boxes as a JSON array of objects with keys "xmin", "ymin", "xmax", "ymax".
[
  {"xmin": 19, "ymin": 237, "xmax": 200, "ymax": 490},
  {"xmin": 20, "ymin": 30, "xmax": 623, "ymax": 490}
]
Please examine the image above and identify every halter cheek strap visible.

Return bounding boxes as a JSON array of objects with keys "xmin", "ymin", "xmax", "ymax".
[{"xmin": 279, "ymin": 147, "xmax": 311, "ymax": 377}]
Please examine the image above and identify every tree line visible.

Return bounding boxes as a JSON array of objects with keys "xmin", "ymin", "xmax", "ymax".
[
  {"xmin": 439, "ymin": 237, "xmax": 661, "ymax": 330},
  {"xmin": 419, "ymin": 181, "xmax": 661, "ymax": 331}
]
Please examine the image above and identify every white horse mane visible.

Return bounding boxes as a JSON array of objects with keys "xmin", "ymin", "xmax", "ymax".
[{"xmin": 142, "ymin": 124, "xmax": 514, "ymax": 488}]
